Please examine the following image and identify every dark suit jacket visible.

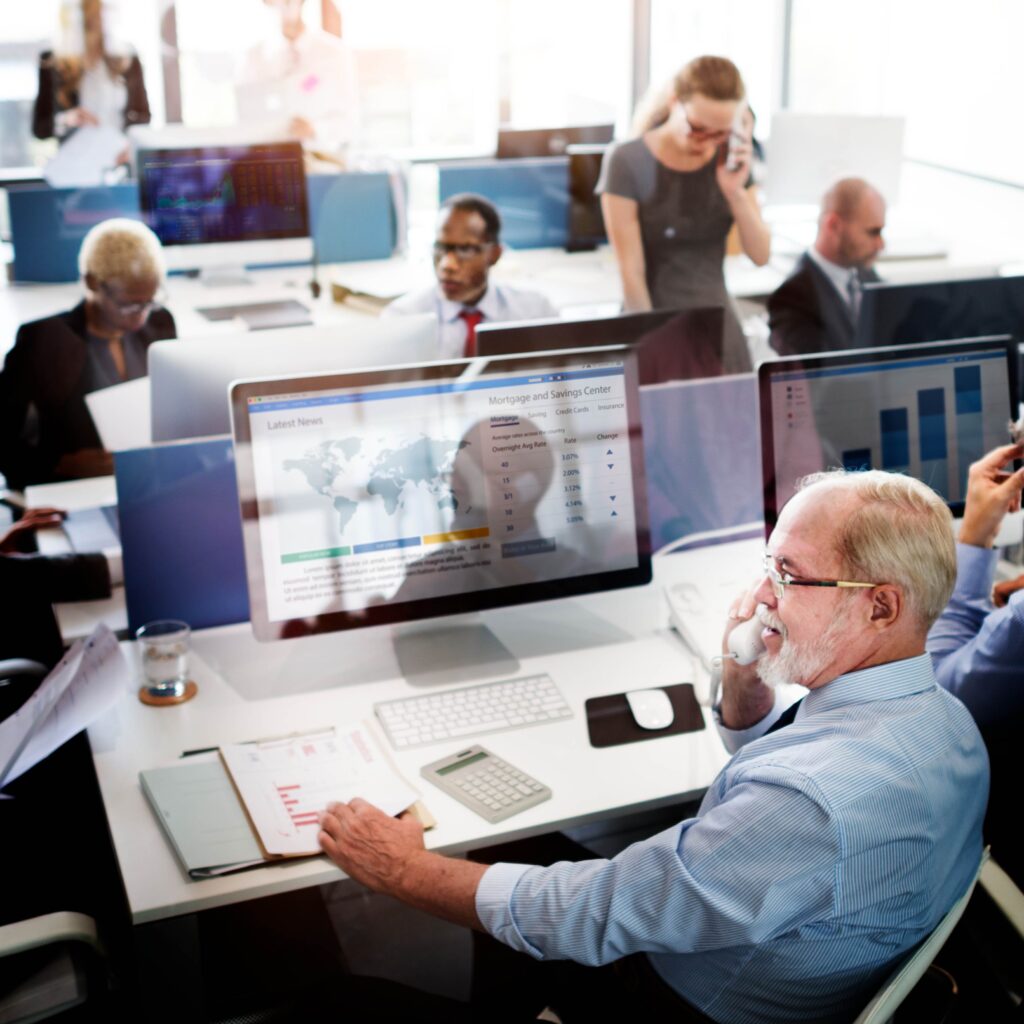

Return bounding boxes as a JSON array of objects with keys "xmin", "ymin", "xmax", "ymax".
[
  {"xmin": 32, "ymin": 51, "xmax": 151, "ymax": 140},
  {"xmin": 767, "ymin": 252, "xmax": 880, "ymax": 358},
  {"xmin": 0, "ymin": 301, "xmax": 176, "ymax": 489}
]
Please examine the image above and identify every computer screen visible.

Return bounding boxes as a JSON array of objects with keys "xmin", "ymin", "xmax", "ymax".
[
  {"xmin": 476, "ymin": 309, "xmax": 725, "ymax": 386},
  {"xmin": 496, "ymin": 124, "xmax": 614, "ymax": 159},
  {"xmin": 149, "ymin": 315, "xmax": 438, "ymax": 442},
  {"xmin": 856, "ymin": 274, "xmax": 1024, "ymax": 349},
  {"xmin": 230, "ymin": 347, "xmax": 651, "ymax": 641},
  {"xmin": 759, "ymin": 336, "xmax": 1019, "ymax": 529},
  {"xmin": 136, "ymin": 141, "xmax": 311, "ymax": 271},
  {"xmin": 567, "ymin": 144, "xmax": 607, "ymax": 252}
]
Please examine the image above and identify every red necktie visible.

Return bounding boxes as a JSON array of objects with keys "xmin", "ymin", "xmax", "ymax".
[{"xmin": 459, "ymin": 309, "xmax": 484, "ymax": 358}]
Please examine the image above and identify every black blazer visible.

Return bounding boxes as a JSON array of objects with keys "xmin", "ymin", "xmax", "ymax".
[
  {"xmin": 32, "ymin": 51, "xmax": 151, "ymax": 140},
  {"xmin": 0, "ymin": 301, "xmax": 176, "ymax": 489},
  {"xmin": 767, "ymin": 252, "xmax": 880, "ymax": 358}
]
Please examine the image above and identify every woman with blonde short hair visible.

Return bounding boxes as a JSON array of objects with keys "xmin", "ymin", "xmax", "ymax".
[
  {"xmin": 0, "ymin": 219, "xmax": 175, "ymax": 487},
  {"xmin": 597, "ymin": 55, "xmax": 771, "ymax": 374}
]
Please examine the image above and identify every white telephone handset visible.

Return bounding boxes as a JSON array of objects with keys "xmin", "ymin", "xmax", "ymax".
[
  {"xmin": 726, "ymin": 615, "xmax": 767, "ymax": 666},
  {"xmin": 699, "ymin": 617, "xmax": 767, "ymax": 709}
]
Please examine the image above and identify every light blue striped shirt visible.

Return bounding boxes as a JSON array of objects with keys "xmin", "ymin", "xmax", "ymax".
[
  {"xmin": 927, "ymin": 542, "xmax": 1024, "ymax": 728},
  {"xmin": 476, "ymin": 654, "xmax": 988, "ymax": 1024}
]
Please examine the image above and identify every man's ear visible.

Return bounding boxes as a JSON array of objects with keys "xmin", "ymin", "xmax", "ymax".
[
  {"xmin": 488, "ymin": 243, "xmax": 504, "ymax": 268},
  {"xmin": 868, "ymin": 584, "xmax": 901, "ymax": 628},
  {"xmin": 84, "ymin": 271, "xmax": 99, "ymax": 293}
]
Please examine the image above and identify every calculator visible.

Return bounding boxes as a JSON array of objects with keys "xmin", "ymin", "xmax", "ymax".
[{"xmin": 420, "ymin": 745, "xmax": 552, "ymax": 823}]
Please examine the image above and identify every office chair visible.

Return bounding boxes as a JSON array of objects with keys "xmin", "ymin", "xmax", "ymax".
[
  {"xmin": 0, "ymin": 660, "xmax": 111, "ymax": 1022},
  {"xmin": 0, "ymin": 911, "xmax": 106, "ymax": 1021},
  {"xmin": 853, "ymin": 848, "xmax": 989, "ymax": 1024}
]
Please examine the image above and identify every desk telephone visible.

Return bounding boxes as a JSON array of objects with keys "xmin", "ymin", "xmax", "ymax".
[
  {"xmin": 666, "ymin": 582, "xmax": 766, "ymax": 706},
  {"xmin": 726, "ymin": 615, "xmax": 766, "ymax": 665},
  {"xmin": 665, "ymin": 583, "xmax": 767, "ymax": 669}
]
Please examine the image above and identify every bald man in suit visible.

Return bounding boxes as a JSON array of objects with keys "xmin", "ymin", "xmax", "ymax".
[{"xmin": 768, "ymin": 178, "xmax": 886, "ymax": 357}]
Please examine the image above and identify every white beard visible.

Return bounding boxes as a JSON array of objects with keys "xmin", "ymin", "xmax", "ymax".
[{"xmin": 756, "ymin": 603, "xmax": 851, "ymax": 689}]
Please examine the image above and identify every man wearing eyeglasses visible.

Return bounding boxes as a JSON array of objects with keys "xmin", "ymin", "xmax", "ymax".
[
  {"xmin": 0, "ymin": 218, "xmax": 175, "ymax": 488},
  {"xmin": 768, "ymin": 176, "xmax": 886, "ymax": 358},
  {"xmin": 382, "ymin": 193, "xmax": 556, "ymax": 359},
  {"xmin": 312, "ymin": 469, "xmax": 987, "ymax": 1023}
]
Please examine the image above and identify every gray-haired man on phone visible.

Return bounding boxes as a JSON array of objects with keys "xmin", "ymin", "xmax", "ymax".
[{"xmin": 314, "ymin": 469, "xmax": 987, "ymax": 1024}]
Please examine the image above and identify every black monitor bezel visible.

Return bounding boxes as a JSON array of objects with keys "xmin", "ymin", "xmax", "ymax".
[
  {"xmin": 758, "ymin": 335, "xmax": 1020, "ymax": 534},
  {"xmin": 230, "ymin": 347, "xmax": 652, "ymax": 642},
  {"xmin": 136, "ymin": 140, "xmax": 311, "ymax": 247},
  {"xmin": 477, "ymin": 310, "xmax": 681, "ymax": 357},
  {"xmin": 855, "ymin": 273, "xmax": 1024, "ymax": 349},
  {"xmin": 475, "ymin": 308, "xmax": 727, "ymax": 386}
]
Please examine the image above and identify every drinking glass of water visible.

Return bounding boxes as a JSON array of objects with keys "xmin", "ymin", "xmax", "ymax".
[{"xmin": 136, "ymin": 620, "xmax": 191, "ymax": 701}]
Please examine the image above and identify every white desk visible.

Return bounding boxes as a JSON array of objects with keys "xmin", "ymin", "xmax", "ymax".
[
  {"xmin": 86, "ymin": 540, "xmax": 761, "ymax": 925},
  {"xmin": 0, "ymin": 249, "xmax": 785, "ymax": 362}
]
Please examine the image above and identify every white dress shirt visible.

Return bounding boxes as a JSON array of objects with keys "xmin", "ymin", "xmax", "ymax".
[
  {"xmin": 807, "ymin": 246, "xmax": 860, "ymax": 312},
  {"xmin": 381, "ymin": 283, "xmax": 558, "ymax": 359}
]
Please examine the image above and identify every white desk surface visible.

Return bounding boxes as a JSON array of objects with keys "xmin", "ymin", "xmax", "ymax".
[
  {"xmin": 86, "ymin": 539, "xmax": 761, "ymax": 925},
  {"xmin": 0, "ymin": 249, "xmax": 786, "ymax": 363}
]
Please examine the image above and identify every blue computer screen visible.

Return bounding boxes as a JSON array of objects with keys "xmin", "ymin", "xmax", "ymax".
[{"xmin": 136, "ymin": 141, "xmax": 309, "ymax": 246}]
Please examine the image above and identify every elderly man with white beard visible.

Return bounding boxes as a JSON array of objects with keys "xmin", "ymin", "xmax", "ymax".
[{"xmin": 315, "ymin": 469, "xmax": 988, "ymax": 1024}]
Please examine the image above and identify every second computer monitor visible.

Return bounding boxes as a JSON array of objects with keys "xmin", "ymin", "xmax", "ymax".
[
  {"xmin": 496, "ymin": 123, "xmax": 614, "ymax": 159},
  {"xmin": 136, "ymin": 140, "xmax": 312, "ymax": 273},
  {"xmin": 856, "ymin": 273, "xmax": 1024, "ymax": 350},
  {"xmin": 149, "ymin": 315, "xmax": 438, "ymax": 442},
  {"xmin": 759, "ymin": 335, "xmax": 1019, "ymax": 529},
  {"xmin": 476, "ymin": 308, "xmax": 726, "ymax": 386}
]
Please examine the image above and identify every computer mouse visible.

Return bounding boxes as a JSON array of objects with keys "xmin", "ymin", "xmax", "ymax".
[{"xmin": 625, "ymin": 688, "xmax": 675, "ymax": 731}]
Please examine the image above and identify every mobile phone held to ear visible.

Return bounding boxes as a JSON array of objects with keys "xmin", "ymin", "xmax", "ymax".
[
  {"xmin": 725, "ymin": 103, "xmax": 750, "ymax": 173},
  {"xmin": 727, "ymin": 615, "xmax": 766, "ymax": 666}
]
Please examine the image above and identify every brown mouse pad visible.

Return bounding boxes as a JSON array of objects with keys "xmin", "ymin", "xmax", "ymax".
[{"xmin": 585, "ymin": 683, "xmax": 705, "ymax": 748}]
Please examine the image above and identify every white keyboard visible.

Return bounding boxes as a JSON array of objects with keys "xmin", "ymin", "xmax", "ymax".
[{"xmin": 374, "ymin": 673, "xmax": 573, "ymax": 750}]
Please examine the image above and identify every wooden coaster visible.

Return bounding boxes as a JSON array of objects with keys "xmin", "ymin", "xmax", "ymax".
[{"xmin": 138, "ymin": 680, "xmax": 198, "ymax": 707}]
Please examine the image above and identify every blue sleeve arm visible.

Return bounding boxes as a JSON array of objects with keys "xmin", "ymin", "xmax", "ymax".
[
  {"xmin": 476, "ymin": 775, "xmax": 837, "ymax": 965},
  {"xmin": 928, "ymin": 543, "xmax": 1024, "ymax": 727}
]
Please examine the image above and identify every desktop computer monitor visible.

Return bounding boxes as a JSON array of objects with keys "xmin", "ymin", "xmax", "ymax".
[
  {"xmin": 229, "ymin": 347, "xmax": 651, "ymax": 661},
  {"xmin": 149, "ymin": 315, "xmax": 438, "ymax": 442},
  {"xmin": 476, "ymin": 308, "xmax": 725, "ymax": 385},
  {"xmin": 136, "ymin": 140, "xmax": 312, "ymax": 275},
  {"xmin": 759, "ymin": 336, "xmax": 1019, "ymax": 530},
  {"xmin": 856, "ymin": 274, "xmax": 1024, "ymax": 350},
  {"xmin": 566, "ymin": 143, "xmax": 607, "ymax": 252},
  {"xmin": 495, "ymin": 123, "xmax": 614, "ymax": 159}
]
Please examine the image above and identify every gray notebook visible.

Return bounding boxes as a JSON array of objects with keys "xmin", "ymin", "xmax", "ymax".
[{"xmin": 139, "ymin": 758, "xmax": 264, "ymax": 879}]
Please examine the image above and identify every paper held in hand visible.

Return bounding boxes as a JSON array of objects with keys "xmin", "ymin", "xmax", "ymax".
[
  {"xmin": 0, "ymin": 625, "xmax": 128, "ymax": 792},
  {"xmin": 219, "ymin": 725, "xmax": 422, "ymax": 858}
]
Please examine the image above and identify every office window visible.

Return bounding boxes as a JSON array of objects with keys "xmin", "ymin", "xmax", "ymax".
[
  {"xmin": 172, "ymin": 0, "xmax": 631, "ymax": 156},
  {"xmin": 788, "ymin": 0, "xmax": 1023, "ymax": 186},
  {"xmin": 498, "ymin": 0, "xmax": 631, "ymax": 134},
  {"xmin": 0, "ymin": 0, "xmax": 163, "ymax": 170},
  {"xmin": 648, "ymin": 0, "xmax": 783, "ymax": 137},
  {"xmin": 0, "ymin": 4, "xmax": 62, "ymax": 170},
  {"xmin": 174, "ymin": 0, "xmax": 288, "ymax": 129}
]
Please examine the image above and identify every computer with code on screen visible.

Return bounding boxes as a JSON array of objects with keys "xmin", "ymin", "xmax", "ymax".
[{"xmin": 136, "ymin": 140, "xmax": 311, "ymax": 282}]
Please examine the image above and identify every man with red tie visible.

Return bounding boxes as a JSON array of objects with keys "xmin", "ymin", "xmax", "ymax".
[{"xmin": 383, "ymin": 193, "xmax": 557, "ymax": 358}]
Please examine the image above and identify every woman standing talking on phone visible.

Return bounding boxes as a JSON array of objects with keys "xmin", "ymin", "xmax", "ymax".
[{"xmin": 597, "ymin": 55, "xmax": 770, "ymax": 373}]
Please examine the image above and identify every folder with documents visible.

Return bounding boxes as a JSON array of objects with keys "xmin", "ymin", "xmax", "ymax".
[{"xmin": 140, "ymin": 722, "xmax": 432, "ymax": 879}]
